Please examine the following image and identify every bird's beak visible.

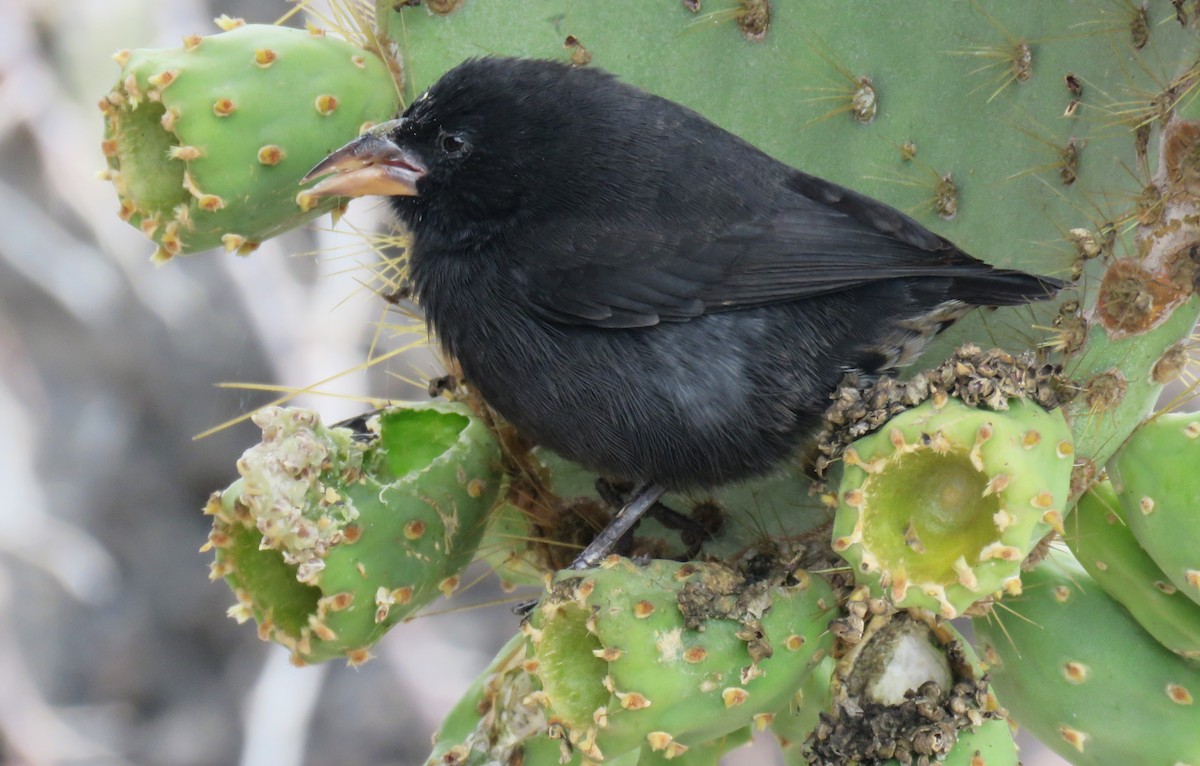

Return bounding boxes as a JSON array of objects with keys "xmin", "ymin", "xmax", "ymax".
[{"xmin": 301, "ymin": 119, "xmax": 426, "ymax": 198}]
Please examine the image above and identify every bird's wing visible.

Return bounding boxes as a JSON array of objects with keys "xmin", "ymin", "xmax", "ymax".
[{"xmin": 512, "ymin": 172, "xmax": 1019, "ymax": 329}]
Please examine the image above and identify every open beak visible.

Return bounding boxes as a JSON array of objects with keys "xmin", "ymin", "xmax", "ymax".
[{"xmin": 301, "ymin": 119, "xmax": 426, "ymax": 198}]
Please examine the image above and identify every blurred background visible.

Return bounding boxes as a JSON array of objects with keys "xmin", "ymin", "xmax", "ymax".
[{"xmin": 0, "ymin": 0, "xmax": 1112, "ymax": 763}]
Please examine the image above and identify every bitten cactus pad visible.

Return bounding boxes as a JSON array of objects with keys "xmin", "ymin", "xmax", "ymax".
[
  {"xmin": 832, "ymin": 396, "xmax": 1073, "ymax": 617},
  {"xmin": 525, "ymin": 558, "xmax": 837, "ymax": 762},
  {"xmin": 205, "ymin": 402, "xmax": 500, "ymax": 665},
  {"xmin": 101, "ymin": 23, "xmax": 399, "ymax": 259}
]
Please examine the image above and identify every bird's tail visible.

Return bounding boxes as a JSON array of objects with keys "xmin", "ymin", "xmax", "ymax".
[{"xmin": 948, "ymin": 268, "xmax": 1066, "ymax": 307}]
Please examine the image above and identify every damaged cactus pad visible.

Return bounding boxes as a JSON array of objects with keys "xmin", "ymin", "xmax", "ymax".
[
  {"xmin": 832, "ymin": 396, "xmax": 1073, "ymax": 617},
  {"xmin": 101, "ymin": 22, "xmax": 399, "ymax": 260},
  {"xmin": 524, "ymin": 558, "xmax": 837, "ymax": 762},
  {"xmin": 204, "ymin": 402, "xmax": 501, "ymax": 665}
]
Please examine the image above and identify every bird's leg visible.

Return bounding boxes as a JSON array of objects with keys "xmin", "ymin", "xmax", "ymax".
[
  {"xmin": 568, "ymin": 483, "xmax": 666, "ymax": 571},
  {"xmin": 595, "ymin": 479, "xmax": 711, "ymax": 560},
  {"xmin": 510, "ymin": 481, "xmax": 669, "ymax": 618}
]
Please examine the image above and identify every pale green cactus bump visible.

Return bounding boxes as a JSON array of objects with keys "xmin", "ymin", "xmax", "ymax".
[
  {"xmin": 101, "ymin": 21, "xmax": 399, "ymax": 260},
  {"xmin": 204, "ymin": 401, "xmax": 501, "ymax": 665},
  {"xmin": 973, "ymin": 548, "xmax": 1200, "ymax": 766},
  {"xmin": 524, "ymin": 558, "xmax": 837, "ymax": 763},
  {"xmin": 1109, "ymin": 411, "xmax": 1200, "ymax": 607},
  {"xmin": 831, "ymin": 396, "xmax": 1073, "ymax": 618},
  {"xmin": 1065, "ymin": 480, "xmax": 1200, "ymax": 660}
]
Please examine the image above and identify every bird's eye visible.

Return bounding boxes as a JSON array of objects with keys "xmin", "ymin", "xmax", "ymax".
[{"xmin": 439, "ymin": 132, "xmax": 468, "ymax": 156}]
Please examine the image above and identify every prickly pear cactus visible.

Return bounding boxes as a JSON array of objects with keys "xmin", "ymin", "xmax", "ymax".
[
  {"xmin": 98, "ymin": 1, "xmax": 1200, "ymax": 763},
  {"xmin": 205, "ymin": 402, "xmax": 501, "ymax": 665},
  {"xmin": 101, "ymin": 21, "xmax": 399, "ymax": 260}
]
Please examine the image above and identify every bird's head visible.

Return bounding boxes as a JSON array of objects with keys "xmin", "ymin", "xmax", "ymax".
[{"xmin": 304, "ymin": 57, "xmax": 647, "ymax": 236}]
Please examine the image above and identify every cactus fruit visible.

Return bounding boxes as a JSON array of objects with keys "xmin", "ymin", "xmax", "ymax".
[
  {"xmin": 523, "ymin": 557, "xmax": 837, "ymax": 762},
  {"xmin": 831, "ymin": 396, "xmax": 1073, "ymax": 618},
  {"xmin": 1065, "ymin": 480, "xmax": 1200, "ymax": 659},
  {"xmin": 973, "ymin": 547, "xmax": 1200, "ymax": 766},
  {"xmin": 1109, "ymin": 411, "xmax": 1200, "ymax": 607},
  {"xmin": 101, "ymin": 22, "xmax": 399, "ymax": 260},
  {"xmin": 803, "ymin": 613, "xmax": 1011, "ymax": 766},
  {"xmin": 204, "ymin": 402, "xmax": 501, "ymax": 665}
]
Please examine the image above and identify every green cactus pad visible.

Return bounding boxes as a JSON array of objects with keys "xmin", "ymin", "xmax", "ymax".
[
  {"xmin": 973, "ymin": 547, "xmax": 1200, "ymax": 766},
  {"xmin": 102, "ymin": 22, "xmax": 399, "ymax": 259},
  {"xmin": 832, "ymin": 396, "xmax": 1073, "ymax": 618},
  {"xmin": 1109, "ymin": 411, "xmax": 1200, "ymax": 608},
  {"xmin": 205, "ymin": 401, "xmax": 501, "ymax": 665},
  {"xmin": 1066, "ymin": 480, "xmax": 1200, "ymax": 660},
  {"xmin": 525, "ymin": 558, "xmax": 837, "ymax": 762}
]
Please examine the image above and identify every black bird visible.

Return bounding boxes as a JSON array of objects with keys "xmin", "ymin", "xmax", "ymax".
[{"xmin": 305, "ymin": 57, "xmax": 1063, "ymax": 568}]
